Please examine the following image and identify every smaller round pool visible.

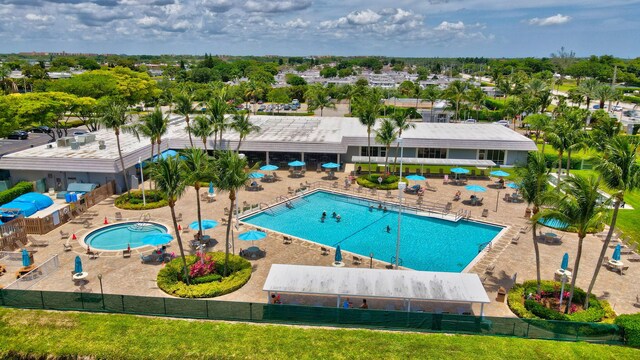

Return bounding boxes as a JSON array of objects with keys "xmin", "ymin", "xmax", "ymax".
[{"xmin": 84, "ymin": 222, "xmax": 169, "ymax": 251}]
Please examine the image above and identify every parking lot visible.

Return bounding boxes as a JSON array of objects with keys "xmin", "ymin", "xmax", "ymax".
[{"xmin": 0, "ymin": 127, "xmax": 87, "ymax": 157}]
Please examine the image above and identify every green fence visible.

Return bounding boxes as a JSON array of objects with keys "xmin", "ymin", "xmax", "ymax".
[{"xmin": 0, "ymin": 289, "xmax": 624, "ymax": 344}]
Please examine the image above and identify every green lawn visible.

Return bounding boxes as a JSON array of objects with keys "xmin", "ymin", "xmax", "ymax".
[
  {"xmin": 0, "ymin": 308, "xmax": 637, "ymax": 359},
  {"xmin": 557, "ymin": 79, "xmax": 578, "ymax": 93}
]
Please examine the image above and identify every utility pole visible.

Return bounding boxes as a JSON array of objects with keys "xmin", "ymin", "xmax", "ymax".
[{"xmin": 608, "ymin": 65, "xmax": 617, "ymax": 110}]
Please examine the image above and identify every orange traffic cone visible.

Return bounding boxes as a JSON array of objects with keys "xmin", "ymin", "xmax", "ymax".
[
  {"xmin": 86, "ymin": 245, "xmax": 91, "ymax": 254},
  {"xmin": 178, "ymin": 224, "xmax": 182, "ymax": 231},
  {"xmin": 104, "ymin": 216, "xmax": 109, "ymax": 224},
  {"xmin": 72, "ymin": 233, "xmax": 77, "ymax": 240}
]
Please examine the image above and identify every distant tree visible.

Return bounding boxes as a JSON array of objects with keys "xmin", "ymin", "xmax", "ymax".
[
  {"xmin": 305, "ymin": 83, "xmax": 335, "ymax": 116},
  {"xmin": 174, "ymin": 91, "xmax": 197, "ymax": 146},
  {"xmin": 191, "ymin": 115, "xmax": 215, "ymax": 152},
  {"xmin": 375, "ymin": 119, "xmax": 397, "ymax": 174},
  {"xmin": 285, "ymin": 73, "xmax": 307, "ymax": 86},
  {"xmin": 320, "ymin": 67, "xmax": 338, "ymax": 78}
]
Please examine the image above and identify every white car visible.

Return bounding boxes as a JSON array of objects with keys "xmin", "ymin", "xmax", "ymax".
[
  {"xmin": 464, "ymin": 119, "xmax": 477, "ymax": 124},
  {"xmin": 493, "ymin": 120, "xmax": 510, "ymax": 127}
]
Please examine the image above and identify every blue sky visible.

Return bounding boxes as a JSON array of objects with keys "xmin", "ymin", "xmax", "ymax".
[{"xmin": 0, "ymin": 0, "xmax": 638, "ymax": 58}]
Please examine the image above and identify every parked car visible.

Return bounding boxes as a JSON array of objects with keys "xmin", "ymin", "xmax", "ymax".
[
  {"xmin": 73, "ymin": 131, "xmax": 87, "ymax": 136},
  {"xmin": 464, "ymin": 119, "xmax": 477, "ymax": 124},
  {"xmin": 283, "ymin": 104, "xmax": 291, "ymax": 110},
  {"xmin": 29, "ymin": 126, "xmax": 52, "ymax": 134},
  {"xmin": 8, "ymin": 130, "xmax": 29, "ymax": 140},
  {"xmin": 292, "ymin": 99, "xmax": 300, "ymax": 106},
  {"xmin": 493, "ymin": 120, "xmax": 510, "ymax": 127},
  {"xmin": 258, "ymin": 105, "xmax": 266, "ymax": 112}
]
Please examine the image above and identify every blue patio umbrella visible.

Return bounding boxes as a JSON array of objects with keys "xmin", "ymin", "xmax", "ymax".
[
  {"xmin": 238, "ymin": 230, "xmax": 267, "ymax": 242},
  {"xmin": 248, "ymin": 172, "xmax": 265, "ymax": 179},
  {"xmin": 208, "ymin": 181, "xmax": 214, "ymax": 195},
  {"xmin": 561, "ymin": 253, "xmax": 569, "ymax": 271},
  {"xmin": 506, "ymin": 182, "xmax": 520, "ymax": 189},
  {"xmin": 612, "ymin": 244, "xmax": 622, "ymax": 261},
  {"xmin": 142, "ymin": 233, "xmax": 173, "ymax": 246},
  {"xmin": 21, "ymin": 249, "xmax": 31, "ymax": 267},
  {"xmin": 189, "ymin": 219, "xmax": 219, "ymax": 231},
  {"xmin": 74, "ymin": 255, "xmax": 83, "ymax": 274},
  {"xmin": 538, "ymin": 217, "xmax": 569, "ymax": 230},
  {"xmin": 260, "ymin": 164, "xmax": 279, "ymax": 171},
  {"xmin": 406, "ymin": 174, "xmax": 426, "ymax": 181},
  {"xmin": 490, "ymin": 170, "xmax": 510, "ymax": 177},
  {"xmin": 288, "ymin": 160, "xmax": 305, "ymax": 167},
  {"xmin": 465, "ymin": 184, "xmax": 487, "ymax": 193},
  {"xmin": 450, "ymin": 167, "xmax": 470, "ymax": 174},
  {"xmin": 321, "ymin": 162, "xmax": 340, "ymax": 169},
  {"xmin": 335, "ymin": 244, "xmax": 343, "ymax": 263}
]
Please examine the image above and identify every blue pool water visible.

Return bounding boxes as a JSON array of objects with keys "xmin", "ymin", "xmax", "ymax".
[
  {"xmin": 243, "ymin": 191, "xmax": 503, "ymax": 272},
  {"xmin": 84, "ymin": 222, "xmax": 168, "ymax": 251}
]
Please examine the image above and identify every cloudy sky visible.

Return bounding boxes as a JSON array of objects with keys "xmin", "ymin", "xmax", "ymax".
[{"xmin": 0, "ymin": 0, "xmax": 638, "ymax": 57}]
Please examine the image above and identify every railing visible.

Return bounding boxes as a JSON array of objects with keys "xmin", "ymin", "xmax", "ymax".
[
  {"xmin": 4, "ymin": 254, "xmax": 60, "ymax": 290},
  {"xmin": 0, "ymin": 217, "xmax": 28, "ymax": 251}
]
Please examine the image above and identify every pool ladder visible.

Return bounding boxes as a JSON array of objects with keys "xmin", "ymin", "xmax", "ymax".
[{"xmin": 390, "ymin": 257, "xmax": 403, "ymax": 267}]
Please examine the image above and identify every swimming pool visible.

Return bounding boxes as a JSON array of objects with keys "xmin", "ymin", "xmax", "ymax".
[
  {"xmin": 84, "ymin": 222, "xmax": 169, "ymax": 251},
  {"xmin": 242, "ymin": 191, "xmax": 503, "ymax": 272}
]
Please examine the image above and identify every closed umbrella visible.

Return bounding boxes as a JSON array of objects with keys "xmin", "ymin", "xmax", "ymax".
[
  {"xmin": 490, "ymin": 170, "xmax": 510, "ymax": 177},
  {"xmin": 208, "ymin": 181, "xmax": 214, "ymax": 195},
  {"xmin": 288, "ymin": 160, "xmax": 305, "ymax": 167},
  {"xmin": 335, "ymin": 244, "xmax": 343, "ymax": 263},
  {"xmin": 248, "ymin": 172, "xmax": 265, "ymax": 179},
  {"xmin": 21, "ymin": 249, "xmax": 31, "ymax": 267},
  {"xmin": 260, "ymin": 164, "xmax": 279, "ymax": 171},
  {"xmin": 561, "ymin": 252, "xmax": 569, "ymax": 270},
  {"xmin": 142, "ymin": 233, "xmax": 173, "ymax": 246},
  {"xmin": 74, "ymin": 255, "xmax": 83, "ymax": 274},
  {"xmin": 464, "ymin": 184, "xmax": 487, "ymax": 193},
  {"xmin": 612, "ymin": 244, "xmax": 622, "ymax": 261},
  {"xmin": 189, "ymin": 219, "xmax": 219, "ymax": 231},
  {"xmin": 321, "ymin": 162, "xmax": 340, "ymax": 169}
]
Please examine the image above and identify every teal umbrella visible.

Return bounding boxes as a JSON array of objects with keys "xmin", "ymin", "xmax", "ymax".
[
  {"xmin": 538, "ymin": 217, "xmax": 569, "ymax": 230},
  {"xmin": 288, "ymin": 160, "xmax": 305, "ymax": 167},
  {"xmin": 406, "ymin": 174, "xmax": 426, "ymax": 181},
  {"xmin": 208, "ymin": 181, "xmax": 214, "ymax": 195},
  {"xmin": 189, "ymin": 219, "xmax": 219, "ymax": 231},
  {"xmin": 506, "ymin": 182, "xmax": 520, "ymax": 189},
  {"xmin": 248, "ymin": 172, "xmax": 265, "ymax": 179},
  {"xmin": 74, "ymin": 255, "xmax": 83, "ymax": 273},
  {"xmin": 335, "ymin": 245, "xmax": 343, "ymax": 263},
  {"xmin": 142, "ymin": 233, "xmax": 173, "ymax": 246},
  {"xmin": 260, "ymin": 164, "xmax": 278, "ymax": 171},
  {"xmin": 322, "ymin": 162, "xmax": 340, "ymax": 169},
  {"xmin": 490, "ymin": 170, "xmax": 510, "ymax": 177},
  {"xmin": 21, "ymin": 249, "xmax": 31, "ymax": 267},
  {"xmin": 450, "ymin": 167, "xmax": 470, "ymax": 174},
  {"xmin": 238, "ymin": 230, "xmax": 267, "ymax": 241},
  {"xmin": 612, "ymin": 244, "xmax": 621, "ymax": 261},
  {"xmin": 465, "ymin": 184, "xmax": 486, "ymax": 193},
  {"xmin": 561, "ymin": 253, "xmax": 569, "ymax": 270}
]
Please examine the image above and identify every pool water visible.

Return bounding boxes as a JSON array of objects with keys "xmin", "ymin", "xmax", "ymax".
[
  {"xmin": 84, "ymin": 222, "xmax": 168, "ymax": 251},
  {"xmin": 243, "ymin": 191, "xmax": 503, "ymax": 272}
]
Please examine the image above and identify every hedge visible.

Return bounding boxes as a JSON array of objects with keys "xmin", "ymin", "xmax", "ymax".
[
  {"xmin": 0, "ymin": 181, "xmax": 34, "ymax": 205},
  {"xmin": 157, "ymin": 252, "xmax": 251, "ymax": 298},
  {"xmin": 616, "ymin": 313, "xmax": 640, "ymax": 348},
  {"xmin": 543, "ymin": 153, "xmax": 590, "ymax": 170},
  {"xmin": 114, "ymin": 190, "xmax": 168, "ymax": 210},
  {"xmin": 623, "ymin": 95, "xmax": 640, "ymax": 105},
  {"xmin": 356, "ymin": 174, "xmax": 407, "ymax": 190}
]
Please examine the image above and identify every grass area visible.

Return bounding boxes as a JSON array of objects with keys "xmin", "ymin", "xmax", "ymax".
[
  {"xmin": 357, "ymin": 163, "xmax": 484, "ymax": 175},
  {"xmin": 536, "ymin": 143, "xmax": 599, "ymax": 159},
  {"xmin": 557, "ymin": 79, "xmax": 578, "ymax": 93},
  {"xmin": 0, "ymin": 308, "xmax": 637, "ymax": 359}
]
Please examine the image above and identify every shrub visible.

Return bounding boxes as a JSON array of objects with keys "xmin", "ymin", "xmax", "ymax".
[
  {"xmin": 616, "ymin": 313, "xmax": 640, "ymax": 348},
  {"xmin": 0, "ymin": 181, "xmax": 34, "ymax": 204},
  {"xmin": 114, "ymin": 190, "xmax": 168, "ymax": 210},
  {"xmin": 525, "ymin": 300, "xmax": 568, "ymax": 320},
  {"xmin": 356, "ymin": 174, "xmax": 406, "ymax": 190},
  {"xmin": 191, "ymin": 273, "xmax": 222, "ymax": 285},
  {"xmin": 157, "ymin": 252, "xmax": 251, "ymax": 298}
]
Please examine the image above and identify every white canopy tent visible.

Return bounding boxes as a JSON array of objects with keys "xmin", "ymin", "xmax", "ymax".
[{"xmin": 263, "ymin": 264, "xmax": 490, "ymax": 316}]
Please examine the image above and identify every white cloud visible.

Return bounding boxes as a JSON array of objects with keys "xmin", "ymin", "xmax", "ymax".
[
  {"xmin": 25, "ymin": 13, "xmax": 53, "ymax": 22},
  {"xmin": 527, "ymin": 14, "xmax": 571, "ymax": 26},
  {"xmin": 434, "ymin": 21, "xmax": 465, "ymax": 31},
  {"xmin": 285, "ymin": 18, "xmax": 309, "ymax": 28},
  {"xmin": 244, "ymin": 0, "xmax": 312, "ymax": 13},
  {"xmin": 346, "ymin": 9, "xmax": 382, "ymax": 25}
]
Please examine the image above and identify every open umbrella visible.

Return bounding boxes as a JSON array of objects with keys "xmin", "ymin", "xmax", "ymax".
[
  {"xmin": 506, "ymin": 182, "xmax": 520, "ymax": 189},
  {"xmin": 21, "ymin": 249, "xmax": 31, "ymax": 267},
  {"xmin": 335, "ymin": 244, "xmax": 343, "ymax": 263},
  {"xmin": 238, "ymin": 230, "xmax": 267, "ymax": 247},
  {"xmin": 406, "ymin": 174, "xmax": 426, "ymax": 181},
  {"xmin": 260, "ymin": 164, "xmax": 279, "ymax": 171},
  {"xmin": 189, "ymin": 219, "xmax": 219, "ymax": 231},
  {"xmin": 322, "ymin": 162, "xmax": 340, "ymax": 169},
  {"xmin": 612, "ymin": 244, "xmax": 622, "ymax": 261},
  {"xmin": 490, "ymin": 170, "xmax": 510, "ymax": 177},
  {"xmin": 288, "ymin": 160, "xmax": 305, "ymax": 167},
  {"xmin": 538, "ymin": 217, "xmax": 569, "ymax": 230},
  {"xmin": 561, "ymin": 252, "xmax": 569, "ymax": 270},
  {"xmin": 464, "ymin": 184, "xmax": 487, "ymax": 193},
  {"xmin": 450, "ymin": 167, "xmax": 470, "ymax": 174},
  {"xmin": 142, "ymin": 233, "xmax": 173, "ymax": 246},
  {"xmin": 74, "ymin": 255, "xmax": 83, "ymax": 274},
  {"xmin": 208, "ymin": 181, "xmax": 214, "ymax": 195},
  {"xmin": 248, "ymin": 172, "xmax": 265, "ymax": 179}
]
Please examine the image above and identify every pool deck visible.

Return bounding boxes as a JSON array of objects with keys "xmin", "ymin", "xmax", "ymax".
[{"xmin": 3, "ymin": 169, "xmax": 639, "ymax": 317}]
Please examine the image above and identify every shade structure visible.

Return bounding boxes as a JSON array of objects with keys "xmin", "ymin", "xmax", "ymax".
[
  {"xmin": 538, "ymin": 217, "xmax": 569, "ymax": 230},
  {"xmin": 322, "ymin": 162, "xmax": 340, "ymax": 169},
  {"xmin": 406, "ymin": 174, "xmax": 426, "ymax": 181},
  {"xmin": 142, "ymin": 233, "xmax": 173, "ymax": 246},
  {"xmin": 612, "ymin": 244, "xmax": 622, "ymax": 261},
  {"xmin": 335, "ymin": 245, "xmax": 343, "ymax": 263},
  {"xmin": 208, "ymin": 181, "xmax": 214, "ymax": 195},
  {"xmin": 248, "ymin": 172, "xmax": 265, "ymax": 179},
  {"xmin": 74, "ymin": 255, "xmax": 83, "ymax": 274},
  {"xmin": 450, "ymin": 167, "xmax": 470, "ymax": 174},
  {"xmin": 490, "ymin": 170, "xmax": 510, "ymax": 177},
  {"xmin": 506, "ymin": 182, "xmax": 520, "ymax": 189},
  {"xmin": 21, "ymin": 249, "xmax": 31, "ymax": 267},
  {"xmin": 465, "ymin": 184, "xmax": 487, "ymax": 193},
  {"xmin": 238, "ymin": 230, "xmax": 267, "ymax": 242},
  {"xmin": 260, "ymin": 164, "xmax": 279, "ymax": 171},
  {"xmin": 288, "ymin": 160, "xmax": 305, "ymax": 167},
  {"xmin": 561, "ymin": 253, "xmax": 569, "ymax": 270},
  {"xmin": 189, "ymin": 219, "xmax": 219, "ymax": 231}
]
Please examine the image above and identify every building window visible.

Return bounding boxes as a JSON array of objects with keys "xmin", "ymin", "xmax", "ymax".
[
  {"xmin": 360, "ymin": 146, "xmax": 386, "ymax": 157},
  {"xmin": 479, "ymin": 150, "xmax": 505, "ymax": 165},
  {"xmin": 417, "ymin": 148, "xmax": 447, "ymax": 159}
]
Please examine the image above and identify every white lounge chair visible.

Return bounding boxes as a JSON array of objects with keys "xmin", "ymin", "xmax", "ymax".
[
  {"xmin": 27, "ymin": 236, "xmax": 49, "ymax": 247},
  {"xmin": 621, "ymin": 243, "xmax": 638, "ymax": 255}
]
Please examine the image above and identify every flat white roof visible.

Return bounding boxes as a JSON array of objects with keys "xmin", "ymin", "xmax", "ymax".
[
  {"xmin": 263, "ymin": 264, "xmax": 490, "ymax": 304},
  {"xmin": 351, "ymin": 156, "xmax": 496, "ymax": 167}
]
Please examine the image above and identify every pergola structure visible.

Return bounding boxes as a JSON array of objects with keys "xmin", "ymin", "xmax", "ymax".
[
  {"xmin": 350, "ymin": 156, "xmax": 497, "ymax": 167},
  {"xmin": 263, "ymin": 264, "xmax": 491, "ymax": 316}
]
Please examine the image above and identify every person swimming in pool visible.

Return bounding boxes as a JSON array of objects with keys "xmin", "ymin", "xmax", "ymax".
[
  {"xmin": 383, "ymin": 206, "xmax": 388, "ymax": 213},
  {"xmin": 369, "ymin": 205, "xmax": 373, "ymax": 212},
  {"xmin": 332, "ymin": 211, "xmax": 337, "ymax": 218},
  {"xmin": 336, "ymin": 214, "xmax": 341, "ymax": 222},
  {"xmin": 386, "ymin": 225, "xmax": 391, "ymax": 233},
  {"xmin": 378, "ymin": 203, "xmax": 383, "ymax": 210}
]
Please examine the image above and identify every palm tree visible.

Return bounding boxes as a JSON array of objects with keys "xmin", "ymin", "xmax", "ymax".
[
  {"xmin": 306, "ymin": 84, "xmax": 336, "ymax": 116},
  {"xmin": 421, "ymin": 85, "xmax": 442, "ymax": 122},
  {"xmin": 523, "ymin": 114, "xmax": 550, "ymax": 146},
  {"xmin": 444, "ymin": 80, "xmax": 468, "ymax": 121},
  {"xmin": 151, "ymin": 156, "xmax": 190, "ymax": 284},
  {"xmin": 207, "ymin": 90, "xmax": 230, "ymax": 151},
  {"xmin": 593, "ymin": 85, "xmax": 620, "ymax": 110},
  {"xmin": 180, "ymin": 148, "xmax": 212, "ymax": 240},
  {"xmin": 390, "ymin": 108, "xmax": 415, "ymax": 174},
  {"xmin": 98, "ymin": 100, "xmax": 132, "ymax": 195},
  {"xmin": 231, "ymin": 112, "xmax": 260, "ymax": 152},
  {"xmin": 519, "ymin": 152, "xmax": 551, "ymax": 294},
  {"xmin": 214, "ymin": 151, "xmax": 250, "ymax": 276},
  {"xmin": 534, "ymin": 175, "xmax": 609, "ymax": 313},
  {"xmin": 465, "ymin": 86, "xmax": 485, "ymax": 120},
  {"xmin": 585, "ymin": 136, "xmax": 640, "ymax": 308},
  {"xmin": 374, "ymin": 119, "xmax": 397, "ymax": 174},
  {"xmin": 525, "ymin": 78, "xmax": 550, "ymax": 113},
  {"xmin": 353, "ymin": 91, "xmax": 381, "ymax": 176},
  {"xmin": 590, "ymin": 113, "xmax": 622, "ymax": 152},
  {"xmin": 578, "ymin": 79, "xmax": 599, "ymax": 110},
  {"xmin": 135, "ymin": 107, "xmax": 166, "ymax": 167},
  {"xmin": 191, "ymin": 115, "xmax": 214, "ymax": 152},
  {"xmin": 546, "ymin": 119, "xmax": 572, "ymax": 180},
  {"xmin": 174, "ymin": 91, "xmax": 196, "ymax": 147}
]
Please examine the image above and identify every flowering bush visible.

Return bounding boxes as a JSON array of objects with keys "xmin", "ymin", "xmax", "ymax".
[{"xmin": 189, "ymin": 252, "xmax": 216, "ymax": 278}]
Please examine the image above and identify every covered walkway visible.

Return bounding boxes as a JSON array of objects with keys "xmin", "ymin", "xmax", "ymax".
[{"xmin": 350, "ymin": 156, "xmax": 496, "ymax": 167}]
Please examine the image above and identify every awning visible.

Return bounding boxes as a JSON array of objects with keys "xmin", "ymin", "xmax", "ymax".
[{"xmin": 351, "ymin": 156, "xmax": 496, "ymax": 167}]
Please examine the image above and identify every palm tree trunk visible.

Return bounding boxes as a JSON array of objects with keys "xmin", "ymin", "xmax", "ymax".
[
  {"xmin": 393, "ymin": 134, "xmax": 401, "ymax": 175},
  {"xmin": 236, "ymin": 138, "xmax": 242, "ymax": 152},
  {"xmin": 212, "ymin": 130, "xmax": 217, "ymax": 151},
  {"xmin": 223, "ymin": 191, "xmax": 236, "ymax": 277},
  {"xmin": 557, "ymin": 150, "xmax": 563, "ymax": 181},
  {"xmin": 430, "ymin": 101, "xmax": 434, "ymax": 122},
  {"xmin": 203, "ymin": 138, "xmax": 208, "ymax": 152},
  {"xmin": 195, "ymin": 184, "xmax": 202, "ymax": 239},
  {"xmin": 532, "ymin": 222, "xmax": 542, "ymax": 294},
  {"xmin": 367, "ymin": 129, "xmax": 372, "ymax": 176},
  {"xmin": 585, "ymin": 199, "xmax": 621, "ymax": 309},
  {"xmin": 541, "ymin": 135, "xmax": 547, "ymax": 153},
  {"xmin": 170, "ymin": 204, "xmax": 190, "ymax": 285},
  {"xmin": 185, "ymin": 114, "xmax": 194, "ymax": 147},
  {"xmin": 115, "ymin": 130, "xmax": 131, "ymax": 196},
  {"xmin": 384, "ymin": 146, "xmax": 390, "ymax": 174},
  {"xmin": 565, "ymin": 237, "xmax": 584, "ymax": 313},
  {"xmin": 566, "ymin": 149, "xmax": 572, "ymax": 176}
]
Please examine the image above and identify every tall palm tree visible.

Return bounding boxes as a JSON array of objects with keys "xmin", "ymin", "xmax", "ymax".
[
  {"xmin": 135, "ymin": 107, "xmax": 165, "ymax": 167},
  {"xmin": 191, "ymin": 115, "xmax": 214, "ymax": 152},
  {"xmin": 523, "ymin": 114, "xmax": 550, "ymax": 146},
  {"xmin": 546, "ymin": 119, "xmax": 572, "ymax": 181},
  {"xmin": 519, "ymin": 152, "xmax": 551, "ymax": 294},
  {"xmin": 374, "ymin": 119, "xmax": 397, "ymax": 174},
  {"xmin": 465, "ymin": 86, "xmax": 485, "ymax": 120},
  {"xmin": 214, "ymin": 151, "xmax": 250, "ymax": 276},
  {"xmin": 174, "ymin": 91, "xmax": 196, "ymax": 147},
  {"xmin": 207, "ymin": 90, "xmax": 230, "ymax": 151},
  {"xmin": 180, "ymin": 148, "xmax": 212, "ymax": 240},
  {"xmin": 444, "ymin": 80, "xmax": 468, "ymax": 121},
  {"xmin": 578, "ymin": 79, "xmax": 599, "ymax": 110},
  {"xmin": 525, "ymin": 78, "xmax": 550, "ymax": 113},
  {"xmin": 534, "ymin": 175, "xmax": 610, "ymax": 313},
  {"xmin": 590, "ymin": 114, "xmax": 623, "ymax": 152},
  {"xmin": 354, "ymin": 91, "xmax": 381, "ymax": 176},
  {"xmin": 421, "ymin": 85, "xmax": 442, "ymax": 122},
  {"xmin": 390, "ymin": 108, "xmax": 415, "ymax": 174},
  {"xmin": 306, "ymin": 84, "xmax": 336, "ymax": 116},
  {"xmin": 151, "ymin": 156, "xmax": 190, "ymax": 284},
  {"xmin": 593, "ymin": 85, "xmax": 620, "ymax": 110},
  {"xmin": 585, "ymin": 136, "xmax": 640, "ymax": 308},
  {"xmin": 231, "ymin": 113, "xmax": 260, "ymax": 152},
  {"xmin": 98, "ymin": 100, "xmax": 132, "ymax": 195}
]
